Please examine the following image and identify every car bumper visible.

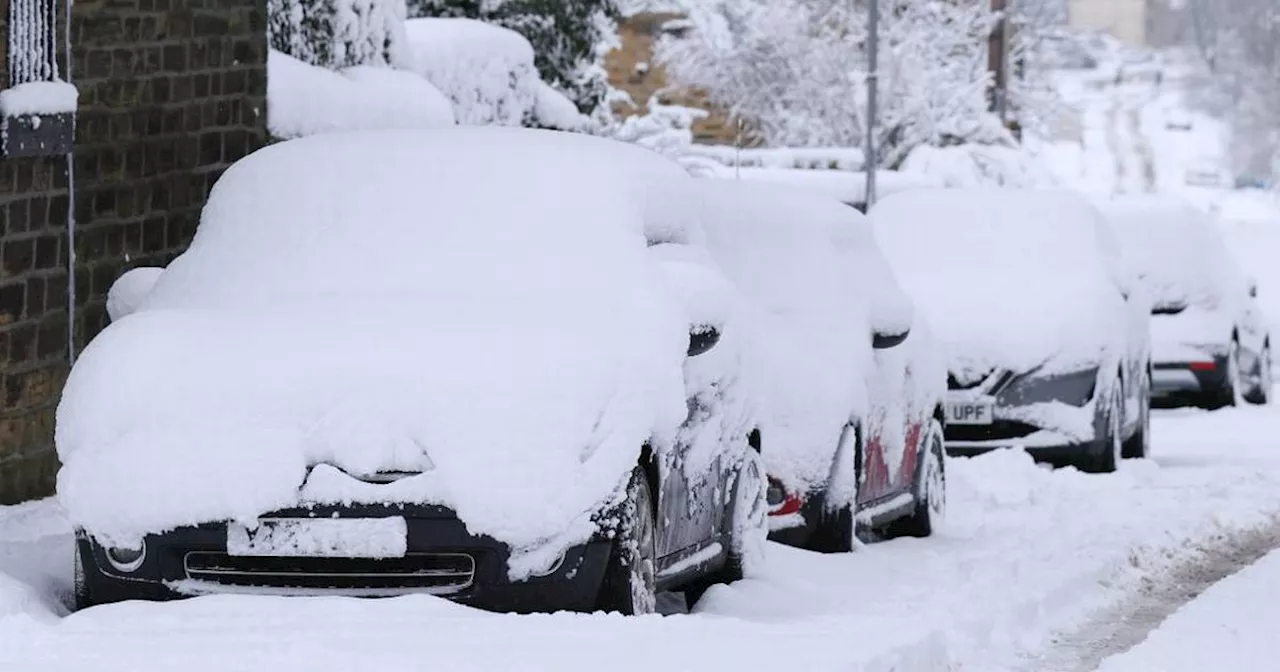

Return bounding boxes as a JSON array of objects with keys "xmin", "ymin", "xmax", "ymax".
[
  {"xmin": 1151, "ymin": 355, "xmax": 1229, "ymax": 401},
  {"xmin": 944, "ymin": 394, "xmax": 1100, "ymax": 462},
  {"xmin": 78, "ymin": 503, "xmax": 613, "ymax": 614}
]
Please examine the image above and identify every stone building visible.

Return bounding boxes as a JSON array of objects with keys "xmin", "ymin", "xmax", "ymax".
[
  {"xmin": 0, "ymin": 0, "xmax": 268, "ymax": 502},
  {"xmin": 1069, "ymin": 0, "xmax": 1149, "ymax": 46}
]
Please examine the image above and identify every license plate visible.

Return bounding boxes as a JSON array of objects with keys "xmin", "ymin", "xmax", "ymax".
[
  {"xmin": 227, "ymin": 517, "xmax": 408, "ymax": 558},
  {"xmin": 946, "ymin": 399, "xmax": 995, "ymax": 426}
]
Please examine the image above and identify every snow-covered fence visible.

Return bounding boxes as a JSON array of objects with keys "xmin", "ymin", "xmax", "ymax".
[{"xmin": 268, "ymin": 0, "xmax": 411, "ymax": 70}]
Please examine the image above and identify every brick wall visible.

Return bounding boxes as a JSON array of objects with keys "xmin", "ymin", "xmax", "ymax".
[{"xmin": 0, "ymin": 0, "xmax": 269, "ymax": 503}]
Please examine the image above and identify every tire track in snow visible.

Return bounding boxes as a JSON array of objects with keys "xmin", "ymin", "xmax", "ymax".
[{"xmin": 1017, "ymin": 518, "xmax": 1280, "ymax": 672}]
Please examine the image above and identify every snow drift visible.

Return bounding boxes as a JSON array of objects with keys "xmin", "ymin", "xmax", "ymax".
[{"xmin": 56, "ymin": 128, "xmax": 720, "ymax": 575}]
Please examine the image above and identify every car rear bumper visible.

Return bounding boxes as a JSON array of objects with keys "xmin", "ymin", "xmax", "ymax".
[
  {"xmin": 78, "ymin": 504, "xmax": 612, "ymax": 614},
  {"xmin": 1151, "ymin": 355, "xmax": 1229, "ymax": 402}
]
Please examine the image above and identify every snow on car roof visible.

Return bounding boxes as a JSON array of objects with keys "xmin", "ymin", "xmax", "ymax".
[
  {"xmin": 870, "ymin": 188, "xmax": 1128, "ymax": 377},
  {"xmin": 1093, "ymin": 195, "xmax": 1243, "ymax": 309},
  {"xmin": 56, "ymin": 129, "xmax": 713, "ymax": 575},
  {"xmin": 681, "ymin": 179, "xmax": 878, "ymax": 493}
]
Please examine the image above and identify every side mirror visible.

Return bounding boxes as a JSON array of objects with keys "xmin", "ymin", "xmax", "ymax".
[
  {"xmin": 872, "ymin": 329, "xmax": 910, "ymax": 350},
  {"xmin": 1250, "ymin": 284, "xmax": 1258, "ymax": 298},
  {"xmin": 106, "ymin": 267, "xmax": 164, "ymax": 321},
  {"xmin": 688, "ymin": 327, "xmax": 721, "ymax": 358}
]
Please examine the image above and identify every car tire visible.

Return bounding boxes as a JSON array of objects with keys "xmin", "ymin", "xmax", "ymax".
[
  {"xmin": 1081, "ymin": 382, "xmax": 1124, "ymax": 474},
  {"xmin": 1122, "ymin": 367, "xmax": 1151, "ymax": 459},
  {"xmin": 595, "ymin": 467, "xmax": 658, "ymax": 616},
  {"xmin": 685, "ymin": 447, "xmax": 768, "ymax": 606},
  {"xmin": 885, "ymin": 418, "xmax": 946, "ymax": 539},
  {"xmin": 809, "ymin": 424, "xmax": 861, "ymax": 553},
  {"xmin": 1209, "ymin": 341, "xmax": 1243, "ymax": 409},
  {"xmin": 73, "ymin": 542, "xmax": 91, "ymax": 611},
  {"xmin": 1244, "ymin": 344, "xmax": 1272, "ymax": 405}
]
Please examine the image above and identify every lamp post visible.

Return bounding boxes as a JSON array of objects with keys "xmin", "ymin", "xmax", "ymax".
[{"xmin": 865, "ymin": 0, "xmax": 880, "ymax": 209}]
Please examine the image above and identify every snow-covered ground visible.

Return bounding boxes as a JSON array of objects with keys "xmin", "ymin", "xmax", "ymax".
[
  {"xmin": 5, "ymin": 397, "xmax": 1280, "ymax": 670},
  {"xmin": 1095, "ymin": 546, "xmax": 1280, "ymax": 672}
]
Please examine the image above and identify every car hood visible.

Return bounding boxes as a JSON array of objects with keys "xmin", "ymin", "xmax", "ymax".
[
  {"xmin": 56, "ymin": 303, "xmax": 691, "ymax": 567},
  {"xmin": 913, "ymin": 277, "xmax": 1126, "ymax": 383}
]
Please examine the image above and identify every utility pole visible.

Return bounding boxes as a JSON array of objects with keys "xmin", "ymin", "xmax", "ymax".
[
  {"xmin": 865, "ymin": 0, "xmax": 880, "ymax": 209},
  {"xmin": 989, "ymin": 0, "xmax": 1009, "ymax": 125}
]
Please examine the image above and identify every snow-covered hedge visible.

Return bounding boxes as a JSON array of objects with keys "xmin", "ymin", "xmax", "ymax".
[
  {"xmin": 402, "ymin": 18, "xmax": 589, "ymax": 130},
  {"xmin": 900, "ymin": 143, "xmax": 1057, "ymax": 189},
  {"xmin": 269, "ymin": 0, "xmax": 411, "ymax": 69},
  {"xmin": 406, "ymin": 0, "xmax": 618, "ymax": 115},
  {"xmin": 268, "ymin": 49, "xmax": 455, "ymax": 139}
]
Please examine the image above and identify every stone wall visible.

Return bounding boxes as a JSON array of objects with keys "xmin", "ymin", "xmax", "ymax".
[{"xmin": 0, "ymin": 0, "xmax": 269, "ymax": 503}]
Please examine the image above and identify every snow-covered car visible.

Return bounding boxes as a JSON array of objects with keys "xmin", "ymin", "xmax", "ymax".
[
  {"xmin": 682, "ymin": 179, "xmax": 947, "ymax": 550},
  {"xmin": 1096, "ymin": 196, "xmax": 1272, "ymax": 408},
  {"xmin": 870, "ymin": 189, "xmax": 1152, "ymax": 474},
  {"xmin": 57, "ymin": 128, "xmax": 768, "ymax": 615}
]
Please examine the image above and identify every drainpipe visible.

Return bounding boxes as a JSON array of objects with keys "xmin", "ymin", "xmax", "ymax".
[{"xmin": 64, "ymin": 0, "xmax": 76, "ymax": 365}]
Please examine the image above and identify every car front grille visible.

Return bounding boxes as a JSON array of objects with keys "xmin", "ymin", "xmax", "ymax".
[
  {"xmin": 183, "ymin": 552, "xmax": 476, "ymax": 594},
  {"xmin": 946, "ymin": 421, "xmax": 1040, "ymax": 443}
]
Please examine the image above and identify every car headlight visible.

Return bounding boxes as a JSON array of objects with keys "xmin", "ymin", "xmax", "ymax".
[
  {"xmin": 998, "ymin": 366, "xmax": 1100, "ymax": 407},
  {"xmin": 104, "ymin": 540, "xmax": 147, "ymax": 573}
]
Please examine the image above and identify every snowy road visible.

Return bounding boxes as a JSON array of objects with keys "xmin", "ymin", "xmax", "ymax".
[{"xmin": 3, "ymin": 400, "xmax": 1280, "ymax": 671}]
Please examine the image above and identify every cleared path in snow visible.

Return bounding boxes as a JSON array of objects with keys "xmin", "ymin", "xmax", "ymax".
[{"xmin": 4, "ymin": 401, "xmax": 1280, "ymax": 671}]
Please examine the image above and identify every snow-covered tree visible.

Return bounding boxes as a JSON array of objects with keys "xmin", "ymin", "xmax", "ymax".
[
  {"xmin": 1180, "ymin": 0, "xmax": 1280, "ymax": 181},
  {"xmin": 656, "ymin": 0, "xmax": 1016, "ymax": 168},
  {"xmin": 269, "ymin": 0, "xmax": 411, "ymax": 69},
  {"xmin": 406, "ymin": 0, "xmax": 620, "ymax": 115}
]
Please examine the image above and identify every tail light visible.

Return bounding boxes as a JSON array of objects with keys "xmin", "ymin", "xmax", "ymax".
[
  {"xmin": 1190, "ymin": 361, "xmax": 1217, "ymax": 372},
  {"xmin": 766, "ymin": 477, "xmax": 803, "ymax": 516}
]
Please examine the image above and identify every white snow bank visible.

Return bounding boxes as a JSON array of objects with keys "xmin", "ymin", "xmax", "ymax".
[
  {"xmin": 267, "ymin": 50, "xmax": 455, "ymax": 139},
  {"xmin": 403, "ymin": 18, "xmax": 540, "ymax": 127},
  {"xmin": 532, "ymin": 82, "xmax": 589, "ymax": 131},
  {"xmin": 56, "ymin": 128, "xmax": 713, "ymax": 573},
  {"xmin": 0, "ymin": 500, "xmax": 71, "ymax": 622},
  {"xmin": 714, "ymin": 167, "xmax": 941, "ymax": 207},
  {"xmin": 106, "ymin": 268, "xmax": 164, "ymax": 322},
  {"xmin": 1097, "ymin": 549, "xmax": 1280, "ymax": 672},
  {"xmin": 1094, "ymin": 195, "xmax": 1247, "ymax": 311},
  {"xmin": 0, "ymin": 81, "xmax": 78, "ymax": 116},
  {"xmin": 900, "ymin": 143, "xmax": 1058, "ymax": 189},
  {"xmin": 871, "ymin": 188, "xmax": 1128, "ymax": 379}
]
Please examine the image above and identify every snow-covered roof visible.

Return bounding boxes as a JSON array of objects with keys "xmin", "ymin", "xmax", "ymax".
[
  {"xmin": 1093, "ymin": 195, "xmax": 1245, "ymax": 310},
  {"xmin": 871, "ymin": 188, "xmax": 1128, "ymax": 377}
]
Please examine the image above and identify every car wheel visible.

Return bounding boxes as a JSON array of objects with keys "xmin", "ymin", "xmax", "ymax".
[
  {"xmin": 1122, "ymin": 367, "xmax": 1151, "ymax": 459},
  {"xmin": 1210, "ymin": 341, "xmax": 1243, "ymax": 409},
  {"xmin": 1081, "ymin": 382, "xmax": 1123, "ymax": 474},
  {"xmin": 1245, "ymin": 344, "xmax": 1272, "ymax": 405},
  {"xmin": 595, "ymin": 467, "xmax": 657, "ymax": 616},
  {"xmin": 73, "ymin": 542, "xmax": 90, "ymax": 611},
  {"xmin": 685, "ymin": 447, "xmax": 768, "ymax": 606},
  {"xmin": 885, "ymin": 418, "xmax": 946, "ymax": 539},
  {"xmin": 809, "ymin": 424, "xmax": 861, "ymax": 553}
]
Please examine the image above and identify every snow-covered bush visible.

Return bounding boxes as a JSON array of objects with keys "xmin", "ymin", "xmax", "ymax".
[
  {"xmin": 401, "ymin": 18, "xmax": 589, "ymax": 129},
  {"xmin": 657, "ymin": 0, "xmax": 1012, "ymax": 168},
  {"xmin": 269, "ymin": 0, "xmax": 411, "ymax": 69},
  {"xmin": 900, "ymin": 143, "xmax": 1057, "ymax": 189},
  {"xmin": 268, "ymin": 50, "xmax": 455, "ymax": 139},
  {"xmin": 406, "ymin": 0, "xmax": 620, "ymax": 115}
]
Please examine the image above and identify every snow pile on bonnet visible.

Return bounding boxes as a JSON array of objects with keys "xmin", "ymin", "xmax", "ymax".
[
  {"xmin": 403, "ymin": 18, "xmax": 540, "ymax": 127},
  {"xmin": 1094, "ymin": 195, "xmax": 1246, "ymax": 311},
  {"xmin": 56, "ymin": 129, "xmax": 707, "ymax": 574},
  {"xmin": 268, "ymin": 50, "xmax": 455, "ymax": 139},
  {"xmin": 106, "ymin": 268, "xmax": 164, "ymax": 322},
  {"xmin": 871, "ymin": 188, "xmax": 1127, "ymax": 379},
  {"xmin": 0, "ymin": 82, "xmax": 78, "ymax": 116}
]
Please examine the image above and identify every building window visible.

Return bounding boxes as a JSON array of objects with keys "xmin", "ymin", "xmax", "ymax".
[{"xmin": 1, "ymin": 0, "xmax": 76, "ymax": 158}]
